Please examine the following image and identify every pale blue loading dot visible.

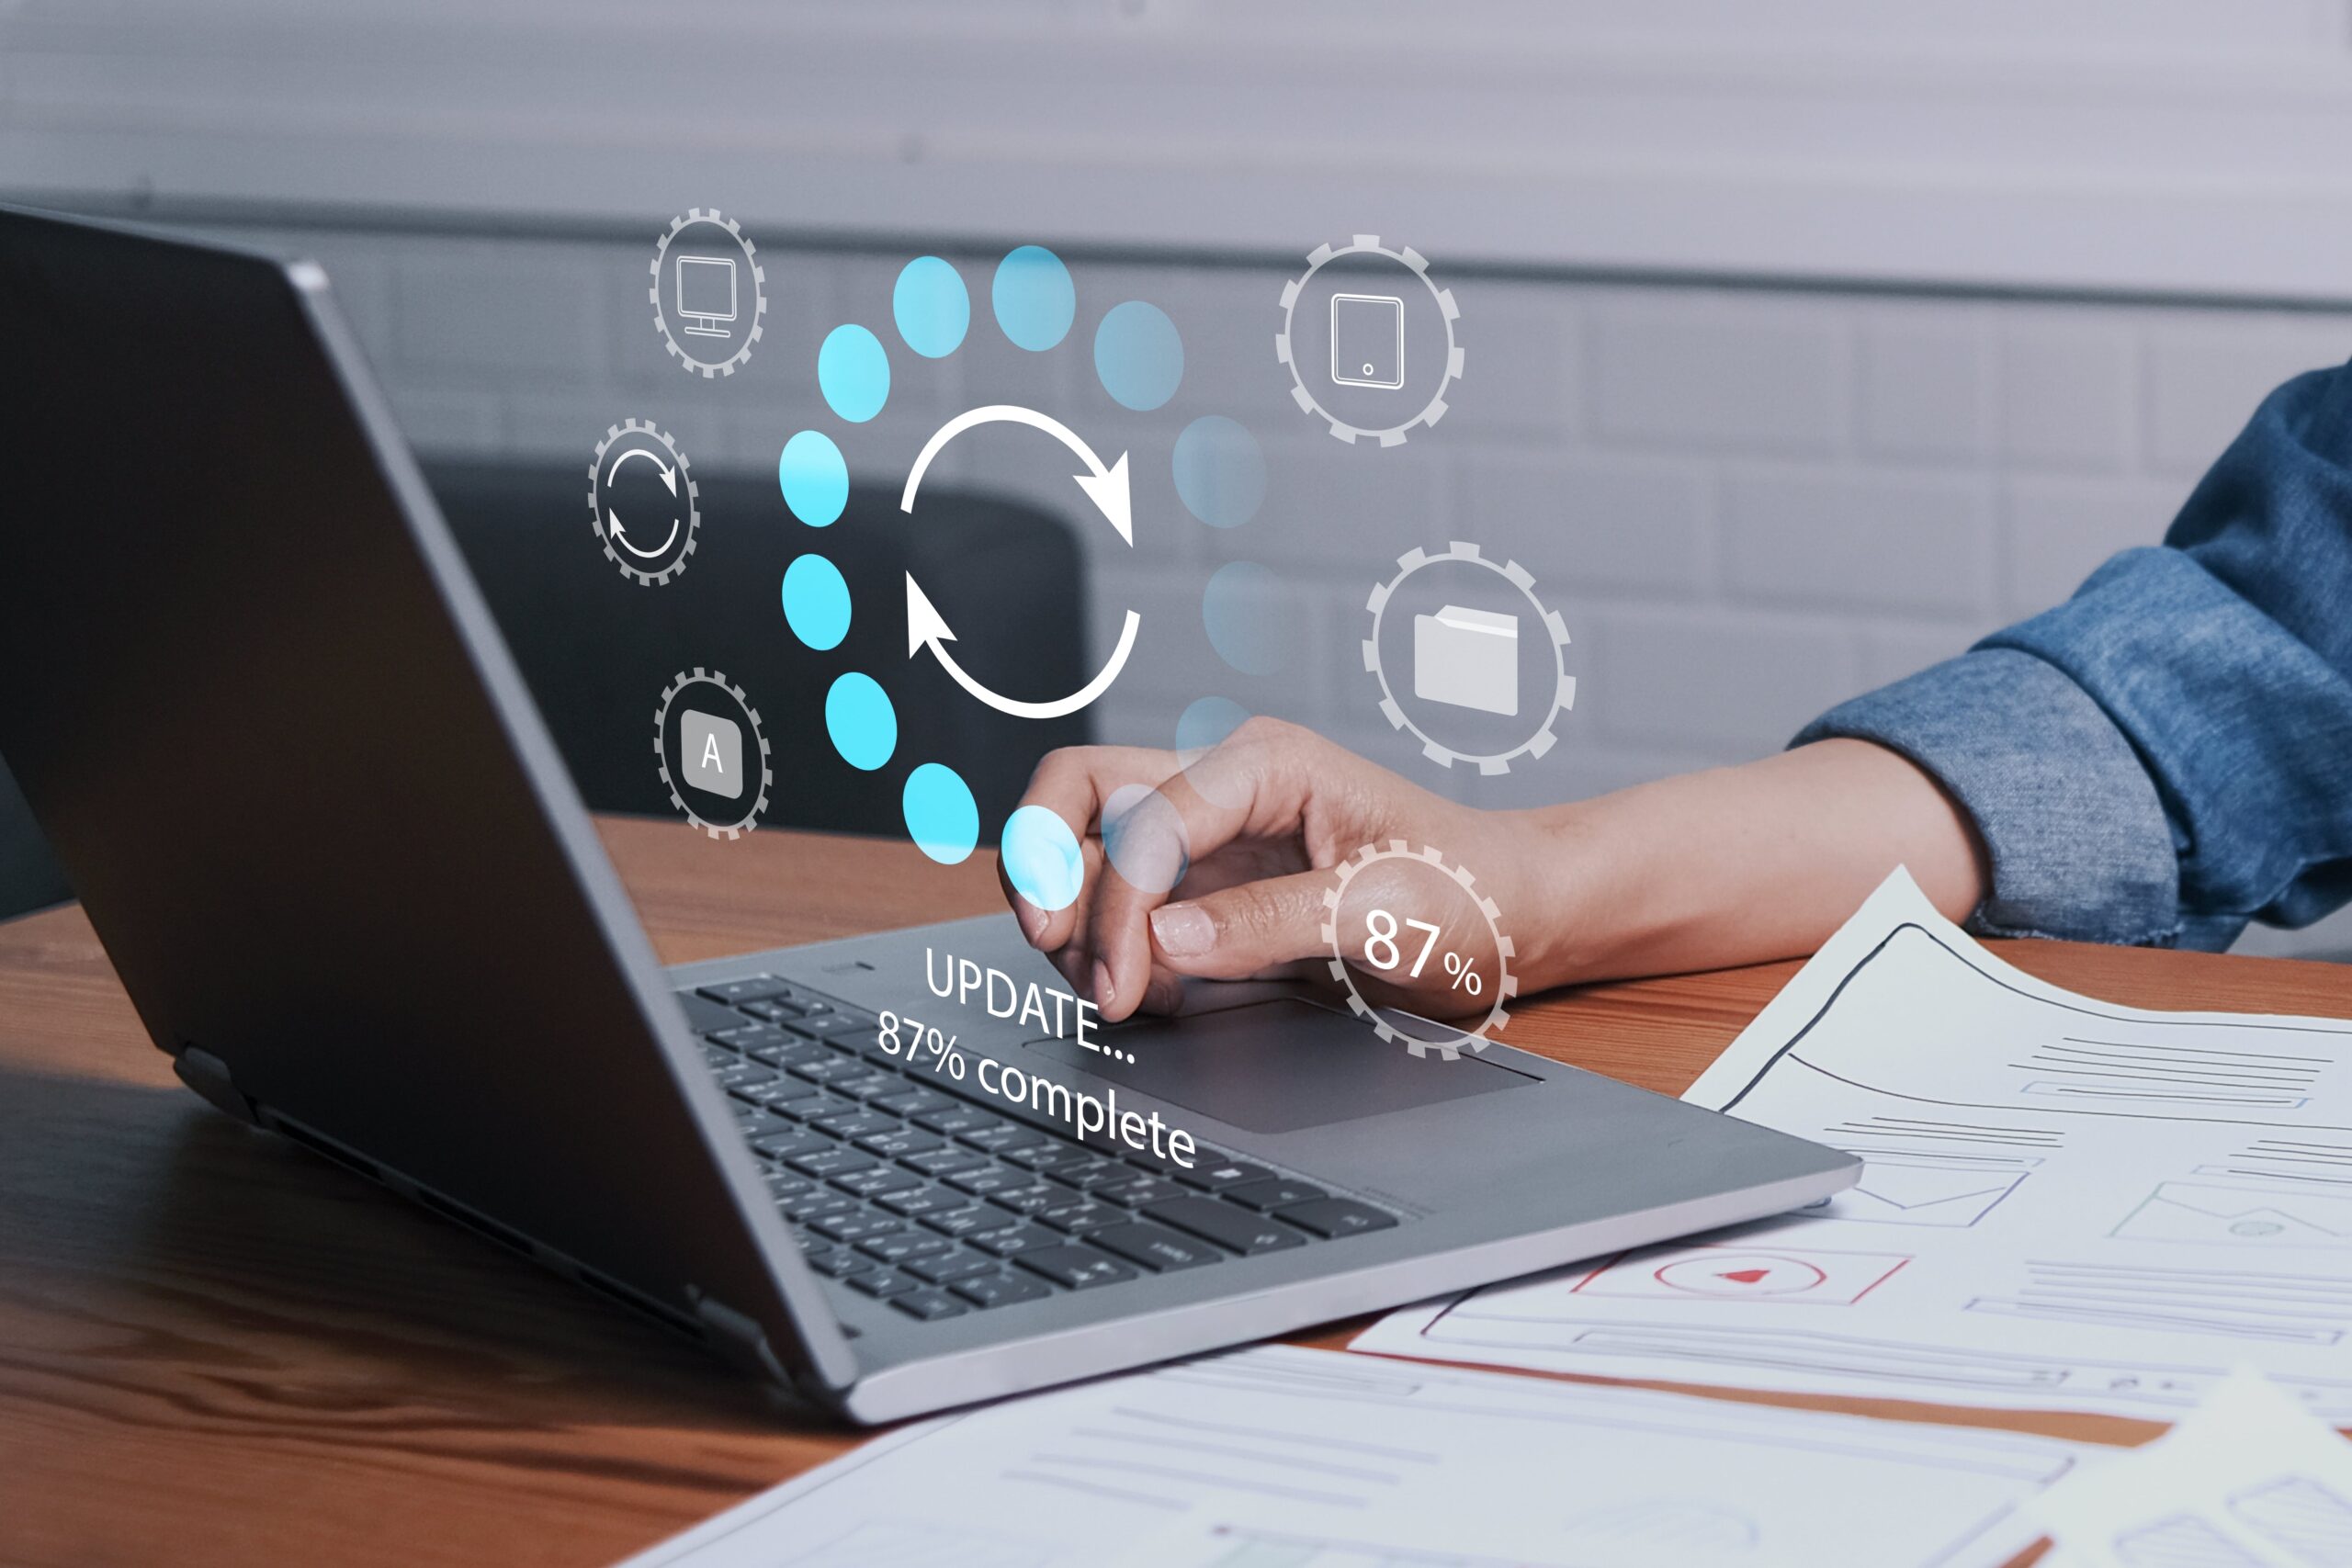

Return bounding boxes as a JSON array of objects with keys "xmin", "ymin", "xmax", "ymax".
[
  {"xmin": 902, "ymin": 762, "xmax": 979, "ymax": 864},
  {"xmin": 1172, "ymin": 416, "xmax": 1265, "ymax": 529},
  {"xmin": 781, "ymin": 554, "xmax": 851, "ymax": 650},
  {"xmin": 1001, "ymin": 804, "xmax": 1085, "ymax": 913},
  {"xmin": 1093, "ymin": 300, "xmax": 1183, "ymax": 412},
  {"xmin": 1174, "ymin": 695, "xmax": 1251, "ymax": 768},
  {"xmin": 824, "ymin": 672, "xmax": 896, "ymax": 771},
  {"xmin": 777, "ymin": 430, "xmax": 848, "ymax": 526},
  {"xmin": 992, "ymin": 245, "xmax": 1075, "ymax": 352},
  {"xmin": 818, "ymin": 324, "xmax": 890, "ymax": 423},
  {"xmin": 1202, "ymin": 560, "xmax": 1297, "ymax": 676},
  {"xmin": 1102, "ymin": 782, "xmax": 1190, "ymax": 897},
  {"xmin": 893, "ymin": 256, "xmax": 970, "ymax": 359}
]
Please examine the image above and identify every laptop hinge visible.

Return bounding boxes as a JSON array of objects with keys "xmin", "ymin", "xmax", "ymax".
[
  {"xmin": 173, "ymin": 1044, "xmax": 259, "ymax": 1125},
  {"xmin": 692, "ymin": 1292, "xmax": 795, "ymax": 1392}
]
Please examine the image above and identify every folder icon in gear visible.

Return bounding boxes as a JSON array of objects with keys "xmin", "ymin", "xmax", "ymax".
[{"xmin": 1413, "ymin": 604, "xmax": 1520, "ymax": 716}]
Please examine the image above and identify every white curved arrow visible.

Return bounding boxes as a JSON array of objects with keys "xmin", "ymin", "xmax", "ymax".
[
  {"xmin": 605, "ymin": 446, "xmax": 682, "ymax": 558},
  {"xmin": 906, "ymin": 574, "xmax": 1140, "ymax": 720},
  {"xmin": 606, "ymin": 511, "xmax": 680, "ymax": 558},
  {"xmin": 900, "ymin": 404, "xmax": 1132, "ymax": 546}
]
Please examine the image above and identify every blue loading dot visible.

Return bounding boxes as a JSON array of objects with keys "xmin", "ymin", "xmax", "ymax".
[
  {"xmin": 781, "ymin": 554, "xmax": 851, "ymax": 650},
  {"xmin": 1001, "ymin": 804, "xmax": 1085, "ymax": 913},
  {"xmin": 777, "ymin": 430, "xmax": 848, "ymax": 526},
  {"xmin": 1093, "ymin": 300, "xmax": 1183, "ymax": 412},
  {"xmin": 818, "ymin": 324, "xmax": 890, "ymax": 423},
  {"xmin": 992, "ymin": 245, "xmax": 1075, "ymax": 352},
  {"xmin": 893, "ymin": 256, "xmax": 970, "ymax": 359},
  {"xmin": 1203, "ymin": 560, "xmax": 1295, "ymax": 676},
  {"xmin": 824, "ymin": 671, "xmax": 897, "ymax": 771},
  {"xmin": 902, "ymin": 763, "xmax": 979, "ymax": 864},
  {"xmin": 1172, "ymin": 416, "xmax": 1265, "ymax": 529}
]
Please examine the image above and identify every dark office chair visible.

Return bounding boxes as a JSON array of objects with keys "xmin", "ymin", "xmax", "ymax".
[
  {"xmin": 0, "ymin": 756, "xmax": 69, "ymax": 920},
  {"xmin": 424, "ymin": 461, "xmax": 1091, "ymax": 837}
]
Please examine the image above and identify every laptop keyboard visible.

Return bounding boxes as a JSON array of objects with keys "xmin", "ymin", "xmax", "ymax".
[{"xmin": 678, "ymin": 976, "xmax": 1400, "ymax": 1323}]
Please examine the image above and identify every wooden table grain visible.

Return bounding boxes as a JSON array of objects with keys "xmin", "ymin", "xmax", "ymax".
[{"xmin": 10, "ymin": 817, "xmax": 2352, "ymax": 1566}]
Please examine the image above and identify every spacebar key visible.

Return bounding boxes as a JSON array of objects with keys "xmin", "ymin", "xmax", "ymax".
[{"xmin": 1141, "ymin": 1198, "xmax": 1307, "ymax": 1255}]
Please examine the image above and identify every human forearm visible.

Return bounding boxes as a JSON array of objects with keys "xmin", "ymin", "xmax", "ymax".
[{"xmin": 1505, "ymin": 739, "xmax": 1988, "ymax": 988}]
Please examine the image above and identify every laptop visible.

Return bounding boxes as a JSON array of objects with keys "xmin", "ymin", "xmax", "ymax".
[{"xmin": 0, "ymin": 206, "xmax": 1858, "ymax": 1424}]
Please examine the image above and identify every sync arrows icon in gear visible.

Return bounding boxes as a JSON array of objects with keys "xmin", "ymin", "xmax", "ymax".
[{"xmin": 590, "ymin": 419, "xmax": 700, "ymax": 587}]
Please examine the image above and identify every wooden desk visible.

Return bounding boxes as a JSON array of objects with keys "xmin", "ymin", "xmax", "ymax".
[{"xmin": 9, "ymin": 818, "xmax": 2352, "ymax": 1566}]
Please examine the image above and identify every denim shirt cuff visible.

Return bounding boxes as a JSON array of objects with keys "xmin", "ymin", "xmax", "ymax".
[{"xmin": 1792, "ymin": 648, "xmax": 2182, "ymax": 945}]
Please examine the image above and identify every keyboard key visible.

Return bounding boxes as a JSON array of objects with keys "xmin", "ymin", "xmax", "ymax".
[
  {"xmin": 738, "ymin": 998, "xmax": 811, "ymax": 1023},
  {"xmin": 750, "ymin": 1129, "xmax": 831, "ymax": 1163},
  {"xmin": 805, "ymin": 1247, "xmax": 862, "ymax": 1278},
  {"xmin": 702, "ymin": 1043, "xmax": 735, "ymax": 1070},
  {"xmin": 844, "ymin": 1267, "xmax": 920, "ymax": 1298},
  {"xmin": 781, "ymin": 1192, "xmax": 859, "ymax": 1224},
  {"xmin": 1005, "ymin": 1143, "xmax": 1094, "ymax": 1172},
  {"xmin": 986, "ymin": 1183, "xmax": 1063, "ymax": 1216},
  {"xmin": 1176, "ymin": 1158, "xmax": 1275, "ymax": 1190},
  {"xmin": 790, "ymin": 1056, "xmax": 875, "ymax": 1087},
  {"xmin": 970, "ymin": 1223, "xmax": 1061, "ymax": 1258},
  {"xmin": 871, "ymin": 1088, "xmax": 956, "ymax": 1118},
  {"xmin": 1223, "ymin": 1177, "xmax": 1327, "ymax": 1212},
  {"xmin": 697, "ymin": 976, "xmax": 797, "ymax": 1006},
  {"xmin": 1277, "ymin": 1198, "xmax": 1399, "ymax": 1238},
  {"xmin": 831, "ymin": 1167, "xmax": 923, "ymax": 1200},
  {"xmin": 1013, "ymin": 1247, "xmax": 1139, "ymax": 1292},
  {"xmin": 793, "ymin": 1011, "xmax": 872, "ymax": 1037},
  {"xmin": 891, "ymin": 1289, "xmax": 968, "ymax": 1321},
  {"xmin": 750, "ymin": 1039, "xmax": 832, "ymax": 1069},
  {"xmin": 673, "ymin": 990, "xmax": 744, "ymax": 1035},
  {"xmin": 901, "ymin": 1147, "xmax": 989, "ymax": 1179},
  {"xmin": 854, "ymin": 1128, "xmax": 944, "ymax": 1159},
  {"xmin": 857, "ymin": 1231, "xmax": 955, "ymax": 1264},
  {"xmin": 805, "ymin": 1109, "xmax": 899, "ymax": 1140},
  {"xmin": 1092, "ymin": 1174, "xmax": 1189, "ymax": 1208},
  {"xmin": 1046, "ymin": 1157, "xmax": 1132, "ymax": 1190},
  {"xmin": 809, "ymin": 1212, "xmax": 904, "ymax": 1245},
  {"xmin": 1036, "ymin": 1197, "xmax": 1120, "ymax": 1235},
  {"xmin": 945, "ymin": 1167, "xmax": 1037, "ymax": 1198},
  {"xmin": 1141, "ymin": 1198, "xmax": 1309, "ymax": 1256},
  {"xmin": 914, "ymin": 1106, "xmax": 1001, "ymax": 1136},
  {"xmin": 830, "ymin": 1073, "xmax": 906, "ymax": 1102},
  {"xmin": 904, "ymin": 1248, "xmax": 1001, "ymax": 1286},
  {"xmin": 713, "ymin": 1063, "xmax": 779, "ymax": 1090},
  {"xmin": 959, "ymin": 1124, "xmax": 1047, "ymax": 1155},
  {"xmin": 732, "ymin": 1077, "xmax": 821, "ymax": 1110},
  {"xmin": 785, "ymin": 1146, "xmax": 876, "ymax": 1179},
  {"xmin": 764, "ymin": 1168, "xmax": 815, "ymax": 1196},
  {"xmin": 922, "ymin": 1207, "xmax": 1018, "ymax": 1240},
  {"xmin": 877, "ymin": 1187, "xmax": 972, "ymax": 1219},
  {"xmin": 713, "ymin": 1023, "xmax": 799, "ymax": 1054},
  {"xmin": 1089, "ymin": 1223, "xmax": 1225, "ymax": 1272},
  {"xmin": 952, "ymin": 1271, "xmax": 1053, "ymax": 1310}
]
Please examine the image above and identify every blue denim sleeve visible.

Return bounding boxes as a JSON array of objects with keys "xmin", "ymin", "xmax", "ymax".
[{"xmin": 1796, "ymin": 363, "xmax": 2352, "ymax": 950}]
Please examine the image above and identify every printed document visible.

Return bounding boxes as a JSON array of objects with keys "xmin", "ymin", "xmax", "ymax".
[
  {"xmin": 618, "ymin": 1344, "xmax": 2089, "ymax": 1568},
  {"xmin": 1358, "ymin": 868, "xmax": 2352, "ymax": 1422},
  {"xmin": 2034, "ymin": 1366, "xmax": 2352, "ymax": 1566}
]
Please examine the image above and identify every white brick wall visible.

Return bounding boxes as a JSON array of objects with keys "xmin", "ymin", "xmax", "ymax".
[{"xmin": 197, "ymin": 220, "xmax": 2352, "ymax": 953}]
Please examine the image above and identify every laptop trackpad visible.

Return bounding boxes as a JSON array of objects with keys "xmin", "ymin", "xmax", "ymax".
[{"xmin": 1023, "ymin": 998, "xmax": 1530, "ymax": 1135}]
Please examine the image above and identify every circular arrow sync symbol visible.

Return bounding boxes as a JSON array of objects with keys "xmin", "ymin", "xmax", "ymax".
[
  {"xmin": 899, "ymin": 404, "xmax": 1140, "ymax": 720},
  {"xmin": 605, "ymin": 446, "xmax": 682, "ymax": 559}
]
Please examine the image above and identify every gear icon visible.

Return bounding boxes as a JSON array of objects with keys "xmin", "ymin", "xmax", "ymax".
[
  {"xmin": 649, "ymin": 208, "xmax": 766, "ymax": 378},
  {"xmin": 1276, "ymin": 235, "xmax": 1463, "ymax": 446},
  {"xmin": 1318, "ymin": 840, "xmax": 1518, "ymax": 1060},
  {"xmin": 654, "ymin": 668, "xmax": 773, "ymax": 840},
  {"xmin": 588, "ymin": 419, "xmax": 700, "ymax": 586},
  {"xmin": 1364, "ymin": 541, "xmax": 1576, "ymax": 774}
]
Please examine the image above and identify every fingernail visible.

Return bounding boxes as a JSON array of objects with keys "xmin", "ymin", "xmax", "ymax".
[
  {"xmin": 1091, "ymin": 959, "xmax": 1116, "ymax": 1007},
  {"xmin": 1014, "ymin": 900, "xmax": 1046, "ymax": 943},
  {"xmin": 1150, "ymin": 903, "xmax": 1215, "ymax": 957}
]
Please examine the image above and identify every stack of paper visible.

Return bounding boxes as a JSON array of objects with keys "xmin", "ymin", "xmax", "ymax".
[{"xmin": 1358, "ymin": 868, "xmax": 2352, "ymax": 1424}]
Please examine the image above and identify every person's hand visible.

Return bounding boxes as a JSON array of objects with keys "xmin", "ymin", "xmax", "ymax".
[{"xmin": 1002, "ymin": 718, "xmax": 1540, "ymax": 1022}]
